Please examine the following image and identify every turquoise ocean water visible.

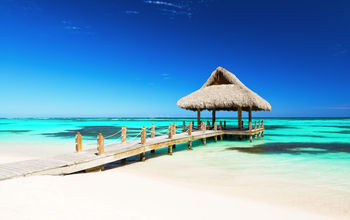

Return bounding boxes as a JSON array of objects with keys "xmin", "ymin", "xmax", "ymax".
[{"xmin": 0, "ymin": 118, "xmax": 350, "ymax": 193}]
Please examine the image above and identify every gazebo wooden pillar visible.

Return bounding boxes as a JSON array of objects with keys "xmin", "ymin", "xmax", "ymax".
[
  {"xmin": 197, "ymin": 109, "xmax": 201, "ymax": 129},
  {"xmin": 212, "ymin": 110, "xmax": 216, "ymax": 126},
  {"xmin": 238, "ymin": 107, "xmax": 242, "ymax": 129},
  {"xmin": 248, "ymin": 109, "xmax": 252, "ymax": 131}
]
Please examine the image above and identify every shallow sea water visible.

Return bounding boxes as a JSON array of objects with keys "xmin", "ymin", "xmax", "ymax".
[{"xmin": 0, "ymin": 118, "xmax": 350, "ymax": 194}]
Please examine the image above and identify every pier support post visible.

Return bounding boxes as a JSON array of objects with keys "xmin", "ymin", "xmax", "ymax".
[
  {"xmin": 212, "ymin": 110, "xmax": 216, "ymax": 126},
  {"xmin": 219, "ymin": 121, "xmax": 223, "ymax": 141},
  {"xmin": 207, "ymin": 121, "xmax": 210, "ymax": 130},
  {"xmin": 172, "ymin": 123, "xmax": 176, "ymax": 135},
  {"xmin": 168, "ymin": 124, "xmax": 173, "ymax": 139},
  {"xmin": 249, "ymin": 109, "xmax": 252, "ymax": 131},
  {"xmin": 254, "ymin": 121, "xmax": 257, "ymax": 130},
  {"xmin": 255, "ymin": 134, "xmax": 258, "ymax": 140},
  {"xmin": 168, "ymin": 124, "xmax": 173, "ymax": 155},
  {"xmin": 201, "ymin": 122, "xmax": 207, "ymax": 145},
  {"xmin": 141, "ymin": 126, "xmax": 146, "ymax": 145},
  {"xmin": 150, "ymin": 124, "xmax": 155, "ymax": 153},
  {"xmin": 151, "ymin": 124, "xmax": 155, "ymax": 138},
  {"xmin": 182, "ymin": 121, "xmax": 186, "ymax": 132},
  {"xmin": 249, "ymin": 135, "xmax": 253, "ymax": 143},
  {"xmin": 188, "ymin": 141, "xmax": 192, "ymax": 150},
  {"xmin": 168, "ymin": 145, "xmax": 173, "ymax": 155},
  {"xmin": 224, "ymin": 121, "xmax": 226, "ymax": 129},
  {"xmin": 259, "ymin": 121, "xmax": 261, "ymax": 129},
  {"xmin": 75, "ymin": 132, "xmax": 82, "ymax": 152},
  {"xmin": 262, "ymin": 120, "xmax": 264, "ymax": 137},
  {"xmin": 140, "ymin": 126, "xmax": 146, "ymax": 161},
  {"xmin": 188, "ymin": 122, "xmax": 192, "ymax": 135},
  {"xmin": 172, "ymin": 123, "xmax": 176, "ymax": 149},
  {"xmin": 140, "ymin": 152, "xmax": 146, "ymax": 161},
  {"xmin": 213, "ymin": 122, "xmax": 217, "ymax": 142},
  {"xmin": 188, "ymin": 122, "xmax": 192, "ymax": 150},
  {"xmin": 197, "ymin": 109, "xmax": 201, "ymax": 129},
  {"xmin": 121, "ymin": 158, "xmax": 126, "ymax": 165},
  {"xmin": 97, "ymin": 133, "xmax": 104, "ymax": 155},
  {"xmin": 238, "ymin": 107, "xmax": 242, "ymax": 130},
  {"xmin": 121, "ymin": 126, "xmax": 127, "ymax": 144}
]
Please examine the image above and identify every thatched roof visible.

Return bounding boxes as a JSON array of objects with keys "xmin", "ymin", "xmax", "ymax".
[{"xmin": 177, "ymin": 67, "xmax": 271, "ymax": 111}]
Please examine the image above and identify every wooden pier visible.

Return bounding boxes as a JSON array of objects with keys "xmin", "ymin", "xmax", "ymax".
[{"xmin": 0, "ymin": 121, "xmax": 264, "ymax": 181}]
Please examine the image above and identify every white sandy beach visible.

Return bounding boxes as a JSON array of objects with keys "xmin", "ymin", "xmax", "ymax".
[
  {"xmin": 0, "ymin": 166, "xmax": 332, "ymax": 220},
  {"xmin": 0, "ymin": 146, "xmax": 348, "ymax": 220}
]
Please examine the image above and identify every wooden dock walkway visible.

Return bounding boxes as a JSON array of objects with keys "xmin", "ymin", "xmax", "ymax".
[{"xmin": 0, "ymin": 122, "xmax": 264, "ymax": 181}]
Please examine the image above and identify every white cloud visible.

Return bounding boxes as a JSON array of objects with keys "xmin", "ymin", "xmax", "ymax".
[
  {"xmin": 144, "ymin": 1, "xmax": 184, "ymax": 9},
  {"xmin": 125, "ymin": 10, "xmax": 140, "ymax": 15},
  {"xmin": 61, "ymin": 20, "xmax": 95, "ymax": 35}
]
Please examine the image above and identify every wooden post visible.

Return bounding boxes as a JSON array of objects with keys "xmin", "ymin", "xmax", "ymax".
[
  {"xmin": 255, "ymin": 134, "xmax": 258, "ymax": 140},
  {"xmin": 121, "ymin": 126, "xmax": 127, "ymax": 143},
  {"xmin": 75, "ymin": 132, "xmax": 82, "ymax": 152},
  {"xmin": 168, "ymin": 124, "xmax": 173, "ymax": 155},
  {"xmin": 219, "ymin": 121, "xmax": 223, "ymax": 141},
  {"xmin": 201, "ymin": 122, "xmax": 207, "ymax": 145},
  {"xmin": 188, "ymin": 122, "xmax": 192, "ymax": 150},
  {"xmin": 140, "ymin": 152, "xmax": 146, "ymax": 161},
  {"xmin": 150, "ymin": 124, "xmax": 155, "ymax": 153},
  {"xmin": 248, "ymin": 109, "xmax": 252, "ymax": 131},
  {"xmin": 201, "ymin": 122, "xmax": 206, "ymax": 132},
  {"xmin": 259, "ymin": 121, "xmax": 261, "ymax": 129},
  {"xmin": 224, "ymin": 121, "xmax": 226, "ymax": 129},
  {"xmin": 168, "ymin": 124, "xmax": 173, "ymax": 139},
  {"xmin": 151, "ymin": 124, "xmax": 155, "ymax": 138},
  {"xmin": 97, "ymin": 133, "xmax": 104, "ymax": 155},
  {"xmin": 192, "ymin": 121, "xmax": 194, "ymax": 129},
  {"xmin": 172, "ymin": 123, "xmax": 176, "ymax": 149},
  {"xmin": 188, "ymin": 122, "xmax": 192, "ymax": 135},
  {"xmin": 254, "ymin": 121, "xmax": 257, "ymax": 130},
  {"xmin": 168, "ymin": 145, "xmax": 173, "ymax": 155},
  {"xmin": 238, "ymin": 107, "xmax": 242, "ymax": 129},
  {"xmin": 121, "ymin": 158, "xmax": 126, "ymax": 165},
  {"xmin": 139, "ymin": 126, "xmax": 146, "ymax": 161},
  {"xmin": 207, "ymin": 121, "xmax": 210, "ymax": 130},
  {"xmin": 182, "ymin": 121, "xmax": 186, "ymax": 132},
  {"xmin": 141, "ymin": 126, "xmax": 146, "ymax": 145},
  {"xmin": 202, "ymin": 137, "xmax": 207, "ymax": 145},
  {"xmin": 188, "ymin": 140, "xmax": 192, "ymax": 150},
  {"xmin": 213, "ymin": 121, "xmax": 217, "ymax": 142},
  {"xmin": 212, "ymin": 110, "xmax": 216, "ymax": 126},
  {"xmin": 249, "ymin": 135, "xmax": 253, "ymax": 143},
  {"xmin": 197, "ymin": 109, "xmax": 201, "ymax": 129},
  {"xmin": 262, "ymin": 120, "xmax": 264, "ymax": 137}
]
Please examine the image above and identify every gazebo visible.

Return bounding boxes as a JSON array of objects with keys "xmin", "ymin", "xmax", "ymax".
[{"xmin": 177, "ymin": 66, "xmax": 271, "ymax": 130}]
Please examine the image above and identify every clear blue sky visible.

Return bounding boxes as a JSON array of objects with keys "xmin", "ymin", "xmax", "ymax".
[{"xmin": 1, "ymin": 0, "xmax": 349, "ymax": 118}]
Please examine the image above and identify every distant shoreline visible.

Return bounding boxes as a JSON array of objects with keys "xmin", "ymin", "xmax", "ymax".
[{"xmin": 1, "ymin": 116, "xmax": 350, "ymax": 119}]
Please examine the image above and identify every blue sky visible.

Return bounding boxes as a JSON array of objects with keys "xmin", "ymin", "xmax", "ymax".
[{"xmin": 0, "ymin": 0, "xmax": 349, "ymax": 118}]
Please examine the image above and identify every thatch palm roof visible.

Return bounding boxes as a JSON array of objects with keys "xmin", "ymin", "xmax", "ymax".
[{"xmin": 177, "ymin": 67, "xmax": 271, "ymax": 111}]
